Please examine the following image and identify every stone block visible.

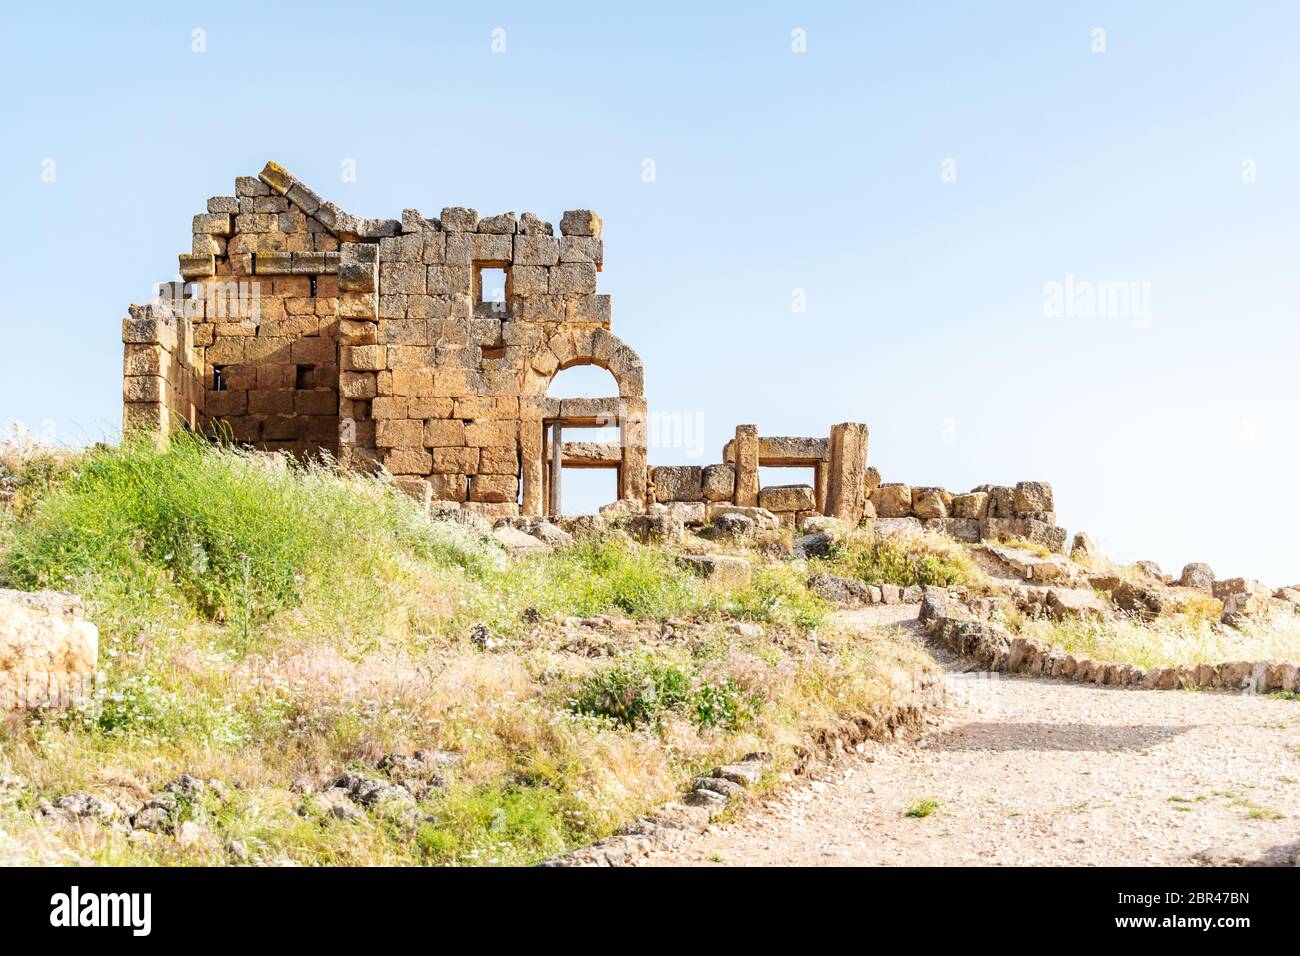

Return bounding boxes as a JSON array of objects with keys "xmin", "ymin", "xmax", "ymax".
[
  {"xmin": 701, "ymin": 463, "xmax": 735, "ymax": 502},
  {"xmin": 910, "ymin": 487, "xmax": 948, "ymax": 519},
  {"xmin": 1014, "ymin": 481, "xmax": 1054, "ymax": 514},
  {"xmin": 423, "ymin": 419, "xmax": 465, "ymax": 447},
  {"xmin": 871, "ymin": 483, "xmax": 912, "ymax": 518},
  {"xmin": 951, "ymin": 492, "xmax": 989, "ymax": 519},
  {"xmin": 652, "ymin": 465, "xmax": 703, "ymax": 502},
  {"xmin": 478, "ymin": 212, "xmax": 517, "ymax": 234},
  {"xmin": 478, "ymin": 445, "xmax": 519, "ymax": 475},
  {"xmin": 758, "ymin": 484, "xmax": 816, "ymax": 513},
  {"xmin": 513, "ymin": 235, "xmax": 560, "ymax": 266},
  {"xmin": 560, "ymin": 209, "xmax": 602, "ymax": 237},
  {"xmin": 440, "ymin": 207, "xmax": 479, "ymax": 232},
  {"xmin": 548, "ymin": 262, "xmax": 597, "ymax": 295},
  {"xmin": 470, "ymin": 474, "xmax": 517, "ymax": 503}
]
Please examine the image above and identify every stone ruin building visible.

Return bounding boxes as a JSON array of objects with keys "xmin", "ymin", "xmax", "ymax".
[{"xmin": 120, "ymin": 162, "xmax": 1067, "ymax": 551}]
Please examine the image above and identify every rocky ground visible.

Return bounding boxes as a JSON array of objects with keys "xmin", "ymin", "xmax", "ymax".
[{"xmin": 652, "ymin": 607, "xmax": 1300, "ymax": 867}]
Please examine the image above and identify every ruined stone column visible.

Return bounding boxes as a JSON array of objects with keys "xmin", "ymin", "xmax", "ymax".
[
  {"xmin": 826, "ymin": 422, "xmax": 869, "ymax": 526},
  {"xmin": 549, "ymin": 422, "xmax": 563, "ymax": 516},
  {"xmin": 619, "ymin": 398, "xmax": 648, "ymax": 504},
  {"xmin": 520, "ymin": 418, "xmax": 545, "ymax": 516},
  {"xmin": 733, "ymin": 424, "xmax": 759, "ymax": 506}
]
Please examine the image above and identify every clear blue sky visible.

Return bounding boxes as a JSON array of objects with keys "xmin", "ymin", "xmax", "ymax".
[{"xmin": 2, "ymin": 2, "xmax": 1298, "ymax": 584}]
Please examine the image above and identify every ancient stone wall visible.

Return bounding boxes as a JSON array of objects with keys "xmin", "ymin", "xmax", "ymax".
[
  {"xmin": 867, "ymin": 476, "xmax": 1068, "ymax": 552},
  {"xmin": 121, "ymin": 162, "xmax": 649, "ymax": 518},
  {"xmin": 119, "ymin": 162, "xmax": 1064, "ymax": 539}
]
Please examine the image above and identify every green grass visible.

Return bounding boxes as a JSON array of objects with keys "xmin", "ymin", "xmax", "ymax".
[
  {"xmin": 816, "ymin": 530, "xmax": 981, "ymax": 590},
  {"xmin": 0, "ymin": 436, "xmax": 935, "ymax": 866},
  {"xmin": 905, "ymin": 797, "xmax": 941, "ymax": 818}
]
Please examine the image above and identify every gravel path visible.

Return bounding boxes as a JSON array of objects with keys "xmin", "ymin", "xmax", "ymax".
[{"xmin": 654, "ymin": 608, "xmax": 1300, "ymax": 866}]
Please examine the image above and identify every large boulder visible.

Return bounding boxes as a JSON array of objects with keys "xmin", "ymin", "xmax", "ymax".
[
  {"xmin": 1070, "ymin": 532, "xmax": 1096, "ymax": 558},
  {"xmin": 1046, "ymin": 588, "xmax": 1109, "ymax": 620},
  {"xmin": 0, "ymin": 589, "xmax": 98, "ymax": 710},
  {"xmin": 807, "ymin": 572, "xmax": 873, "ymax": 607},
  {"xmin": 1213, "ymin": 577, "xmax": 1269, "ymax": 601},
  {"xmin": 676, "ymin": 555, "xmax": 751, "ymax": 589},
  {"xmin": 1178, "ymin": 562, "xmax": 1215, "ymax": 593}
]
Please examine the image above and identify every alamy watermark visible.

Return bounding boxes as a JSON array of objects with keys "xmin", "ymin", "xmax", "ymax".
[{"xmin": 1042, "ymin": 274, "xmax": 1151, "ymax": 329}]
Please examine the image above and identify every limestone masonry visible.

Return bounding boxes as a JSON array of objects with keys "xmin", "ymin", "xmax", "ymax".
[{"xmin": 121, "ymin": 162, "xmax": 1068, "ymax": 547}]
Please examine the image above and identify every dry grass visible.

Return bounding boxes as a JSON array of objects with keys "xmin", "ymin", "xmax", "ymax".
[{"xmin": 1018, "ymin": 611, "xmax": 1300, "ymax": 670}]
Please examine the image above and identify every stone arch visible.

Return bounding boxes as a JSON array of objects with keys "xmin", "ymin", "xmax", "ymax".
[
  {"xmin": 520, "ymin": 327, "xmax": 648, "ymax": 515},
  {"xmin": 523, "ymin": 328, "xmax": 644, "ymax": 399}
]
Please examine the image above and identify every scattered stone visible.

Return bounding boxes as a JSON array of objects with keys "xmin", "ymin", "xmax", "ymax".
[
  {"xmin": 1070, "ymin": 532, "xmax": 1096, "ymax": 558},
  {"xmin": 712, "ymin": 512, "xmax": 755, "ymax": 538},
  {"xmin": 807, "ymin": 572, "xmax": 873, "ymax": 607},
  {"xmin": 675, "ymin": 554, "xmax": 751, "ymax": 588}
]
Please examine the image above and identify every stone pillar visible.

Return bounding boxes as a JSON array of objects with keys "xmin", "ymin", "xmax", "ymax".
[
  {"xmin": 814, "ymin": 461, "xmax": 828, "ymax": 514},
  {"xmin": 826, "ymin": 422, "xmax": 869, "ymax": 527},
  {"xmin": 619, "ymin": 399, "xmax": 648, "ymax": 504},
  {"xmin": 549, "ymin": 422, "xmax": 563, "ymax": 516},
  {"xmin": 734, "ymin": 424, "xmax": 759, "ymax": 506},
  {"xmin": 520, "ymin": 419, "xmax": 544, "ymax": 516}
]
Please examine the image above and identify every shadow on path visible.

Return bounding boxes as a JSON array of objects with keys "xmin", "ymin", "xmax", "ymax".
[{"xmin": 925, "ymin": 721, "xmax": 1195, "ymax": 753}]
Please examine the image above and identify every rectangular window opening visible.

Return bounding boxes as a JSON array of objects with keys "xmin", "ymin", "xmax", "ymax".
[
  {"xmin": 296, "ymin": 364, "xmax": 315, "ymax": 389},
  {"xmin": 212, "ymin": 365, "xmax": 226, "ymax": 392}
]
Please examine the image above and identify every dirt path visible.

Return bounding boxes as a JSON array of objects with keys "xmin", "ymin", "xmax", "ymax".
[{"xmin": 654, "ymin": 608, "xmax": 1300, "ymax": 866}]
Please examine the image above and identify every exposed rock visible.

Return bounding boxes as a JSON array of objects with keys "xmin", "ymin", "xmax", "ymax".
[
  {"xmin": 792, "ymin": 531, "xmax": 835, "ymax": 560},
  {"xmin": 1178, "ymin": 562, "xmax": 1215, "ymax": 593},
  {"xmin": 44, "ymin": 791, "xmax": 120, "ymax": 824},
  {"xmin": 871, "ymin": 517, "xmax": 923, "ymax": 538},
  {"xmin": 0, "ymin": 588, "xmax": 99, "ymax": 710},
  {"xmin": 654, "ymin": 501, "xmax": 706, "ymax": 527},
  {"xmin": 807, "ymin": 572, "xmax": 873, "ymax": 607},
  {"xmin": 628, "ymin": 513, "xmax": 685, "ymax": 545},
  {"xmin": 1045, "ymin": 588, "xmax": 1108, "ymax": 620},
  {"xmin": 492, "ymin": 524, "xmax": 552, "ymax": 555},
  {"xmin": 1213, "ymin": 577, "xmax": 1269, "ymax": 601},
  {"xmin": 675, "ymin": 554, "xmax": 751, "ymax": 588},
  {"xmin": 598, "ymin": 498, "xmax": 644, "ymax": 522},
  {"xmin": 797, "ymin": 515, "xmax": 844, "ymax": 537},
  {"xmin": 712, "ymin": 512, "xmax": 755, "ymax": 538},
  {"xmin": 1221, "ymin": 592, "xmax": 1291, "ymax": 629},
  {"xmin": 329, "ymin": 771, "xmax": 415, "ymax": 807},
  {"xmin": 1070, "ymin": 532, "xmax": 1096, "ymax": 558}
]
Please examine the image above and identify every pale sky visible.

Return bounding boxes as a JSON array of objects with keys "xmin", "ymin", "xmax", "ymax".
[{"xmin": 2, "ymin": 2, "xmax": 1297, "ymax": 584}]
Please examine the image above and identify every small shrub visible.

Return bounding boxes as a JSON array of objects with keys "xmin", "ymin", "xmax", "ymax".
[
  {"xmin": 828, "ymin": 532, "xmax": 977, "ymax": 589},
  {"xmin": 906, "ymin": 797, "xmax": 940, "ymax": 818},
  {"xmin": 571, "ymin": 656, "xmax": 758, "ymax": 731}
]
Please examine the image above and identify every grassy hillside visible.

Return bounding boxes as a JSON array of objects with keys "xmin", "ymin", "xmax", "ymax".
[{"xmin": 0, "ymin": 436, "xmax": 931, "ymax": 865}]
